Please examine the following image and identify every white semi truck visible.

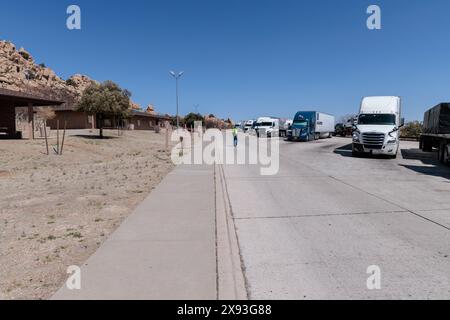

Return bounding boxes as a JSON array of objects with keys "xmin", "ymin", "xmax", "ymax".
[
  {"xmin": 279, "ymin": 118, "xmax": 292, "ymax": 137},
  {"xmin": 255, "ymin": 117, "xmax": 279, "ymax": 138},
  {"xmin": 352, "ymin": 96, "xmax": 404, "ymax": 158},
  {"xmin": 243, "ymin": 120, "xmax": 255, "ymax": 132}
]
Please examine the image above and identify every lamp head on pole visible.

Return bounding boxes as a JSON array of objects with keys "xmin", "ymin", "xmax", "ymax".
[{"xmin": 169, "ymin": 70, "xmax": 184, "ymax": 79}]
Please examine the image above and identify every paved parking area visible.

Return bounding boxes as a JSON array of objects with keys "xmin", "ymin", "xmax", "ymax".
[{"xmin": 223, "ymin": 138, "xmax": 450, "ymax": 299}]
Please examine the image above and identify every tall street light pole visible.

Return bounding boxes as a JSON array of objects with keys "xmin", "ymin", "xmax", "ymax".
[{"xmin": 169, "ymin": 71, "xmax": 184, "ymax": 129}]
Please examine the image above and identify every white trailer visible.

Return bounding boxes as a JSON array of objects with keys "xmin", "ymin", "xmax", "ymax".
[{"xmin": 316, "ymin": 113, "xmax": 335, "ymax": 138}]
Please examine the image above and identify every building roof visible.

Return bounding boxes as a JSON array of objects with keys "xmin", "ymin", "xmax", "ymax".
[
  {"xmin": 131, "ymin": 110, "xmax": 173, "ymax": 120},
  {"xmin": 0, "ymin": 88, "xmax": 64, "ymax": 107}
]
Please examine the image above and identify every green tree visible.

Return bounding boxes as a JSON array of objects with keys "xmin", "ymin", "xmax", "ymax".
[
  {"xmin": 77, "ymin": 81, "xmax": 131, "ymax": 138},
  {"xmin": 184, "ymin": 112, "xmax": 204, "ymax": 129}
]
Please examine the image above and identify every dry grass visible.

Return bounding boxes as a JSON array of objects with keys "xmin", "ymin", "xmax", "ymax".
[{"xmin": 0, "ymin": 129, "xmax": 174, "ymax": 299}]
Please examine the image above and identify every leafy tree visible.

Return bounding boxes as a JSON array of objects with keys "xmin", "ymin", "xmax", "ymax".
[
  {"xmin": 184, "ymin": 112, "xmax": 204, "ymax": 129},
  {"xmin": 77, "ymin": 81, "xmax": 131, "ymax": 138}
]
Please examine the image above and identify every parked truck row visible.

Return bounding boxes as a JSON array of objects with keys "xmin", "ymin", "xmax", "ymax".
[
  {"xmin": 351, "ymin": 97, "xmax": 449, "ymax": 163},
  {"xmin": 237, "ymin": 113, "xmax": 335, "ymax": 140},
  {"xmin": 237, "ymin": 117, "xmax": 293, "ymax": 138},
  {"xmin": 237, "ymin": 96, "xmax": 449, "ymax": 164}
]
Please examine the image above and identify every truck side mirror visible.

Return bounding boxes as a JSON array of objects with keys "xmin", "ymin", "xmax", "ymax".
[{"xmin": 400, "ymin": 118, "xmax": 405, "ymax": 127}]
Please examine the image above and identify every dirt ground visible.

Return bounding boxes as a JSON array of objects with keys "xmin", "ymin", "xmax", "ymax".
[{"xmin": 0, "ymin": 129, "xmax": 175, "ymax": 299}]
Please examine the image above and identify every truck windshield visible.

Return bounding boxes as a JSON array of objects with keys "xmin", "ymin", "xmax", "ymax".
[
  {"xmin": 358, "ymin": 114, "xmax": 396, "ymax": 125},
  {"xmin": 260, "ymin": 122, "xmax": 273, "ymax": 127},
  {"xmin": 293, "ymin": 120, "xmax": 308, "ymax": 127}
]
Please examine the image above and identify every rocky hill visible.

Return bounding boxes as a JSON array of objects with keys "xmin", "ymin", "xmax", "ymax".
[{"xmin": 0, "ymin": 40, "xmax": 97, "ymax": 107}]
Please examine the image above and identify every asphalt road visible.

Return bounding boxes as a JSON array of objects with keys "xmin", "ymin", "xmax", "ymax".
[{"xmin": 222, "ymin": 137, "xmax": 450, "ymax": 299}]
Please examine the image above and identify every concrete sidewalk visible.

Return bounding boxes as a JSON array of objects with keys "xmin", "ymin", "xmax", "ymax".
[{"xmin": 53, "ymin": 164, "xmax": 217, "ymax": 300}]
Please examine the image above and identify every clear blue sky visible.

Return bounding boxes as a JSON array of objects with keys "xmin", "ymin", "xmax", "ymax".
[{"xmin": 1, "ymin": 0, "xmax": 450, "ymax": 121}]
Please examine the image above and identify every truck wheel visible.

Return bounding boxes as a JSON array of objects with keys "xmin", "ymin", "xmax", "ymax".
[
  {"xmin": 438, "ymin": 142, "xmax": 445, "ymax": 163},
  {"xmin": 423, "ymin": 138, "xmax": 433, "ymax": 152},
  {"xmin": 444, "ymin": 144, "xmax": 449, "ymax": 165},
  {"xmin": 352, "ymin": 145, "xmax": 360, "ymax": 157}
]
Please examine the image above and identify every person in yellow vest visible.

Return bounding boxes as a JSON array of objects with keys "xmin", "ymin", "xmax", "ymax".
[{"xmin": 232, "ymin": 127, "xmax": 238, "ymax": 147}]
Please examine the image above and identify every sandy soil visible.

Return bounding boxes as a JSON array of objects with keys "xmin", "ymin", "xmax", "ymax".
[{"xmin": 0, "ymin": 129, "xmax": 175, "ymax": 299}]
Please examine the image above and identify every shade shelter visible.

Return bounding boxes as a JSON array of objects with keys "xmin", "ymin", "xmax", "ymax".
[{"xmin": 0, "ymin": 88, "xmax": 64, "ymax": 139}]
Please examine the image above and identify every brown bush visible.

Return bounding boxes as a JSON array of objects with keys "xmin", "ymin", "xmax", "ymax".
[{"xmin": 36, "ymin": 107, "xmax": 56, "ymax": 120}]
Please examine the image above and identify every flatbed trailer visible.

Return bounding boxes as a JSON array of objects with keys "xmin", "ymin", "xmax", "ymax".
[{"xmin": 419, "ymin": 103, "xmax": 450, "ymax": 164}]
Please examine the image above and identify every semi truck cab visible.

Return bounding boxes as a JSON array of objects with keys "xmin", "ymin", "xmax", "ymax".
[
  {"xmin": 291, "ymin": 116, "xmax": 312, "ymax": 141},
  {"xmin": 288, "ymin": 111, "xmax": 335, "ymax": 141},
  {"xmin": 255, "ymin": 117, "xmax": 279, "ymax": 138},
  {"xmin": 244, "ymin": 120, "xmax": 255, "ymax": 132},
  {"xmin": 352, "ymin": 96, "xmax": 404, "ymax": 158}
]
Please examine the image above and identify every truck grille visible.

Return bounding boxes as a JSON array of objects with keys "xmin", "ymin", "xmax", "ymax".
[{"xmin": 362, "ymin": 133, "xmax": 385, "ymax": 150}]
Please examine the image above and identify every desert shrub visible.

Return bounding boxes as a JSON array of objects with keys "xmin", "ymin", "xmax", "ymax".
[
  {"xmin": 400, "ymin": 121, "xmax": 423, "ymax": 139},
  {"xmin": 19, "ymin": 51, "xmax": 30, "ymax": 60},
  {"xmin": 65, "ymin": 78, "xmax": 77, "ymax": 87},
  {"xmin": 36, "ymin": 107, "xmax": 56, "ymax": 120}
]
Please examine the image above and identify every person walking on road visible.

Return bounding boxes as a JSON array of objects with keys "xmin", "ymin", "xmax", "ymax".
[{"xmin": 232, "ymin": 127, "xmax": 238, "ymax": 147}]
